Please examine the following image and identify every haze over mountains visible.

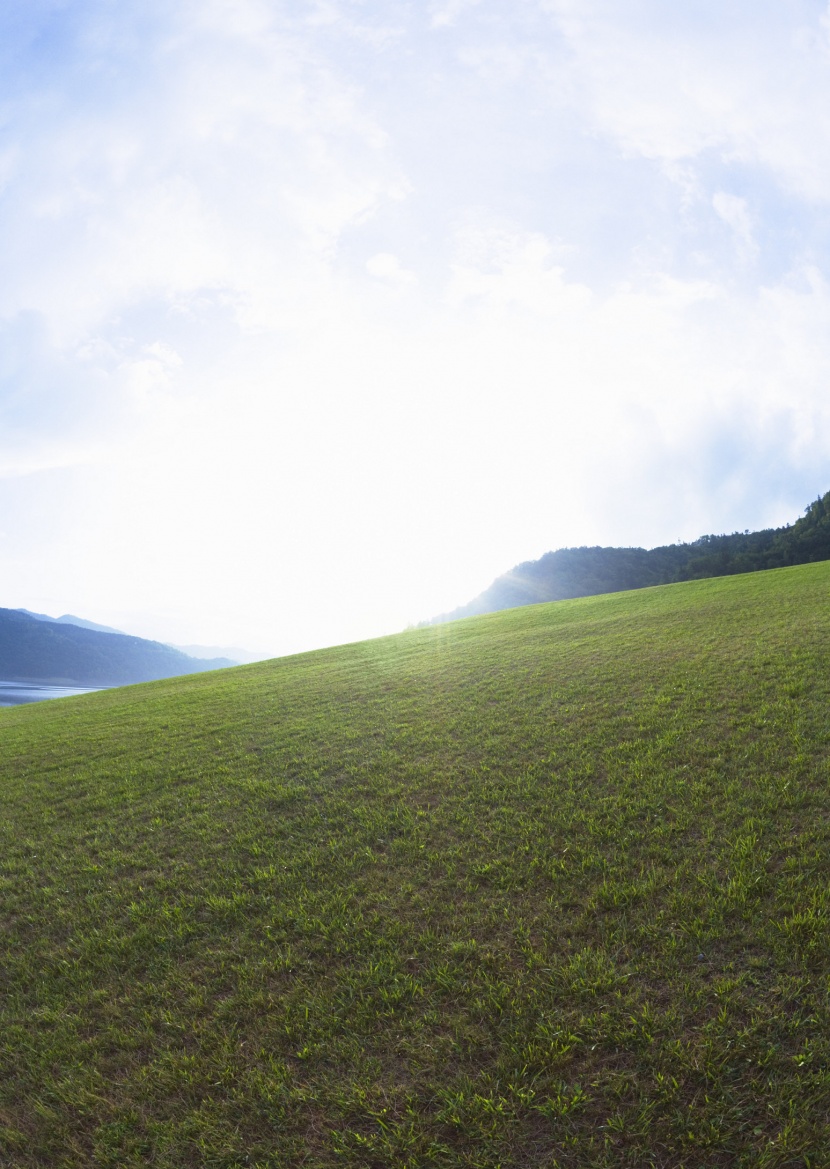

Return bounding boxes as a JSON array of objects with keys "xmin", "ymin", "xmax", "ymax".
[
  {"xmin": 0, "ymin": 609, "xmax": 237, "ymax": 687},
  {"xmin": 431, "ymin": 489, "xmax": 830, "ymax": 624},
  {"xmin": 17, "ymin": 610, "xmax": 128, "ymax": 636},
  {"xmin": 7, "ymin": 490, "xmax": 830, "ymax": 689},
  {"xmin": 170, "ymin": 643, "xmax": 265, "ymax": 666},
  {"xmin": 18, "ymin": 610, "xmax": 262, "ymax": 664}
]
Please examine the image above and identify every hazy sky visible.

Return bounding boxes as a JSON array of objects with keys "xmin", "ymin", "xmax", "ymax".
[{"xmin": 2, "ymin": 0, "xmax": 830, "ymax": 656}]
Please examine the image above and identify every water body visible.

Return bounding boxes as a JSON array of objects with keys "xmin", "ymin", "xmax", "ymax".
[{"xmin": 0, "ymin": 681, "xmax": 101, "ymax": 707}]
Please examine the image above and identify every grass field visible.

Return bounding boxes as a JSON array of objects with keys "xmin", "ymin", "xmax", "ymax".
[{"xmin": 3, "ymin": 563, "xmax": 830, "ymax": 1167}]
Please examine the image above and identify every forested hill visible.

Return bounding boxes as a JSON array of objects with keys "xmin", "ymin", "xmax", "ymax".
[
  {"xmin": 433, "ymin": 489, "xmax": 830, "ymax": 623},
  {"xmin": 0, "ymin": 608, "xmax": 235, "ymax": 686}
]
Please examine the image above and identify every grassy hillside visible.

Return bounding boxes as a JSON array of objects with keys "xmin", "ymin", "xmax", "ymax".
[{"xmin": 3, "ymin": 564, "xmax": 830, "ymax": 1166}]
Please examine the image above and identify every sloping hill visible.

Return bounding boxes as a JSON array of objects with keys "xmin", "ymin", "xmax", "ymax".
[
  {"xmin": 3, "ymin": 564, "xmax": 830, "ymax": 1165},
  {"xmin": 0, "ymin": 607, "xmax": 234, "ymax": 685},
  {"xmin": 433, "ymin": 487, "xmax": 830, "ymax": 622}
]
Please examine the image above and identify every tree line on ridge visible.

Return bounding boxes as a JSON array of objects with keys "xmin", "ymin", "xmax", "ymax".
[{"xmin": 431, "ymin": 489, "xmax": 830, "ymax": 623}]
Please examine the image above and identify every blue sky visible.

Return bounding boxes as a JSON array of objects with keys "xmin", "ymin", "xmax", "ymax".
[{"xmin": 2, "ymin": 0, "xmax": 830, "ymax": 655}]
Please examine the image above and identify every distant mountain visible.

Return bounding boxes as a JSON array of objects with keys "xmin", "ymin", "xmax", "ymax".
[
  {"xmin": 0, "ymin": 608, "xmax": 235, "ymax": 686},
  {"xmin": 431, "ymin": 489, "xmax": 830, "ymax": 624},
  {"xmin": 170, "ymin": 644, "xmax": 264, "ymax": 665},
  {"xmin": 16, "ymin": 609, "xmax": 126, "ymax": 635}
]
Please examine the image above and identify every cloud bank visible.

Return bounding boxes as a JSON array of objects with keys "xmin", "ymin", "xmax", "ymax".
[{"xmin": 1, "ymin": 0, "xmax": 829, "ymax": 653}]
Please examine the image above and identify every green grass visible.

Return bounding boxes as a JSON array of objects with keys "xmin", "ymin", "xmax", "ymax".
[{"xmin": 3, "ymin": 563, "xmax": 830, "ymax": 1167}]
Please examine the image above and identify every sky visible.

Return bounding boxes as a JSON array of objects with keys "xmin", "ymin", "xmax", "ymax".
[{"xmin": 2, "ymin": 0, "xmax": 830, "ymax": 657}]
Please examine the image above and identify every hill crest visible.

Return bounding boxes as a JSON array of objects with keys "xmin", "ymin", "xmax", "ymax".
[{"xmin": 430, "ymin": 488, "xmax": 830, "ymax": 623}]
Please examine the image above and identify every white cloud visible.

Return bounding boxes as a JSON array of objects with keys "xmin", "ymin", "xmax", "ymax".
[
  {"xmin": 430, "ymin": 0, "xmax": 483, "ymax": 30},
  {"xmin": 144, "ymin": 341, "xmax": 183, "ymax": 368},
  {"xmin": 366, "ymin": 252, "xmax": 417, "ymax": 285},
  {"xmin": 712, "ymin": 192, "xmax": 757, "ymax": 256},
  {"xmin": 0, "ymin": 2, "xmax": 408, "ymax": 344},
  {"xmin": 539, "ymin": 0, "xmax": 830, "ymax": 201},
  {"xmin": 447, "ymin": 225, "xmax": 591, "ymax": 315}
]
